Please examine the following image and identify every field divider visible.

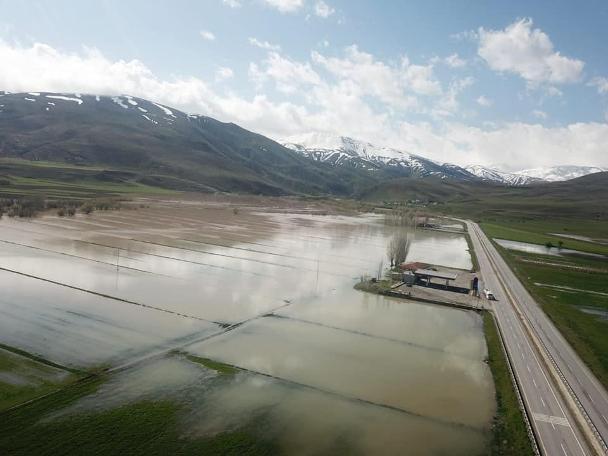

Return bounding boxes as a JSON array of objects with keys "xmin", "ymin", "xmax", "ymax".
[{"xmin": 0, "ymin": 265, "xmax": 225, "ymax": 326}]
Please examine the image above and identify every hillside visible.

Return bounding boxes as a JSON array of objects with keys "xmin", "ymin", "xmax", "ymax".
[
  {"xmin": 0, "ymin": 92, "xmax": 371, "ymax": 196},
  {"xmin": 359, "ymin": 172, "xmax": 608, "ymax": 220}
]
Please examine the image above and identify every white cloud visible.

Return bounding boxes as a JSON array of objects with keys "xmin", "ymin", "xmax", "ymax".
[
  {"xmin": 543, "ymin": 85, "xmax": 563, "ymax": 97},
  {"xmin": 263, "ymin": 0, "xmax": 304, "ymax": 13},
  {"xmin": 311, "ymin": 46, "xmax": 440, "ymax": 110},
  {"xmin": 0, "ymin": 39, "xmax": 605, "ymax": 170},
  {"xmin": 215, "ymin": 66, "xmax": 234, "ymax": 81},
  {"xmin": 433, "ymin": 77, "xmax": 474, "ymax": 117},
  {"xmin": 401, "ymin": 58, "xmax": 442, "ymax": 96},
  {"xmin": 248, "ymin": 37, "xmax": 281, "ymax": 51},
  {"xmin": 476, "ymin": 95, "xmax": 492, "ymax": 107},
  {"xmin": 249, "ymin": 51, "xmax": 321, "ymax": 93},
  {"xmin": 478, "ymin": 18, "xmax": 584, "ymax": 84},
  {"xmin": 432, "ymin": 122, "xmax": 608, "ymax": 170},
  {"xmin": 221, "ymin": 0, "xmax": 241, "ymax": 7},
  {"xmin": 200, "ymin": 30, "xmax": 216, "ymax": 41},
  {"xmin": 532, "ymin": 109, "xmax": 547, "ymax": 119},
  {"xmin": 589, "ymin": 76, "xmax": 608, "ymax": 95},
  {"xmin": 314, "ymin": 1, "xmax": 335, "ymax": 18},
  {"xmin": 444, "ymin": 53, "xmax": 466, "ymax": 68}
]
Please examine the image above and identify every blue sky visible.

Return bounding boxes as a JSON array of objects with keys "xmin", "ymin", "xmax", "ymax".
[{"xmin": 1, "ymin": 0, "xmax": 607, "ymax": 170}]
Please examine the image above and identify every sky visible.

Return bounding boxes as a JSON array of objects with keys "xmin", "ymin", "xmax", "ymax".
[{"xmin": 1, "ymin": 0, "xmax": 608, "ymax": 171}]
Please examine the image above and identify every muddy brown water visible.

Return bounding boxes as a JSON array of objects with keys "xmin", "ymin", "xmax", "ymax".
[{"xmin": 0, "ymin": 199, "xmax": 493, "ymax": 454}]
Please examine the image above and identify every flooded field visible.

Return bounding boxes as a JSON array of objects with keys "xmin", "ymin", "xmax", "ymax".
[
  {"xmin": 0, "ymin": 196, "xmax": 494, "ymax": 454},
  {"xmin": 495, "ymin": 238, "xmax": 607, "ymax": 259}
]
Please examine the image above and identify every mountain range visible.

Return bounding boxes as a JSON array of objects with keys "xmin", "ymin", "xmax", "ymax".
[
  {"xmin": 281, "ymin": 134, "xmax": 604, "ymax": 186},
  {"xmin": 0, "ymin": 91, "xmax": 605, "ymax": 197}
]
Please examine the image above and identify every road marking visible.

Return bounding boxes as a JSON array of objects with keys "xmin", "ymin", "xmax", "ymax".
[
  {"xmin": 533, "ymin": 378, "xmax": 538, "ymax": 388},
  {"xmin": 533, "ymin": 413, "xmax": 571, "ymax": 427},
  {"xmin": 540, "ymin": 397, "xmax": 546, "ymax": 408},
  {"xmin": 527, "ymin": 364, "xmax": 531, "ymax": 373},
  {"xmin": 561, "ymin": 442, "xmax": 569, "ymax": 456}
]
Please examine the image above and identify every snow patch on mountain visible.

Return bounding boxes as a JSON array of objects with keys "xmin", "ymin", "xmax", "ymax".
[
  {"xmin": 152, "ymin": 102, "xmax": 175, "ymax": 118},
  {"xmin": 464, "ymin": 165, "xmax": 541, "ymax": 185},
  {"xmin": 46, "ymin": 95, "xmax": 83, "ymax": 105},
  {"xmin": 514, "ymin": 165, "xmax": 607, "ymax": 182},
  {"xmin": 282, "ymin": 134, "xmax": 475, "ymax": 180}
]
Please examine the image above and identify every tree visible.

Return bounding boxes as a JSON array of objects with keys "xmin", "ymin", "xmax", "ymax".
[{"xmin": 387, "ymin": 233, "xmax": 411, "ymax": 268}]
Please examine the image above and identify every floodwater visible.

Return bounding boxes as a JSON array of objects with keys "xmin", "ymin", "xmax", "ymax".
[
  {"xmin": 495, "ymin": 238, "xmax": 607, "ymax": 259},
  {"xmin": 0, "ymin": 198, "xmax": 493, "ymax": 454}
]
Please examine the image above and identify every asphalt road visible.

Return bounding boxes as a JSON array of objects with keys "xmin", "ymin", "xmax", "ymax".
[{"xmin": 467, "ymin": 221, "xmax": 608, "ymax": 456}]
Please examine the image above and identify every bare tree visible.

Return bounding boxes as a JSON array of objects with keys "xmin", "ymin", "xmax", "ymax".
[
  {"xmin": 387, "ymin": 233, "xmax": 411, "ymax": 268},
  {"xmin": 385, "ymin": 208, "xmax": 415, "ymax": 227}
]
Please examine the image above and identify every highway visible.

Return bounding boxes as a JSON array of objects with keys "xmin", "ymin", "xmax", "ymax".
[{"xmin": 467, "ymin": 221, "xmax": 608, "ymax": 456}]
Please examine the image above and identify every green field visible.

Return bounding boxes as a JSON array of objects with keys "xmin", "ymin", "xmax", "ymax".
[
  {"xmin": 0, "ymin": 348, "xmax": 77, "ymax": 411},
  {"xmin": 0, "ymin": 355, "xmax": 278, "ymax": 456},
  {"xmin": 0, "ymin": 159, "xmax": 179, "ymax": 199}
]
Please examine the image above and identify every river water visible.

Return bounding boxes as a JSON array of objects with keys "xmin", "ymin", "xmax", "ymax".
[{"xmin": 0, "ymin": 199, "xmax": 494, "ymax": 454}]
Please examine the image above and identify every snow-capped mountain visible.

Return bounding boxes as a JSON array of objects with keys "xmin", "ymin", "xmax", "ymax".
[
  {"xmin": 0, "ymin": 91, "xmax": 361, "ymax": 195},
  {"xmin": 282, "ymin": 135, "xmax": 476, "ymax": 181},
  {"xmin": 464, "ymin": 165, "xmax": 542, "ymax": 186},
  {"xmin": 514, "ymin": 165, "xmax": 607, "ymax": 182}
]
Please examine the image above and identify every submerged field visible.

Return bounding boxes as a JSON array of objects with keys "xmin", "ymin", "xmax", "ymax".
[{"xmin": 0, "ymin": 195, "xmax": 496, "ymax": 454}]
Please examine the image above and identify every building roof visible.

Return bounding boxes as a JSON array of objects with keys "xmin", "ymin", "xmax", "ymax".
[
  {"xmin": 414, "ymin": 269, "xmax": 458, "ymax": 281},
  {"xmin": 399, "ymin": 261, "xmax": 430, "ymax": 271}
]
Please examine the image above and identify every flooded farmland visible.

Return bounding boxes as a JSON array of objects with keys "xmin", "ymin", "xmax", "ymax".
[{"xmin": 0, "ymin": 196, "xmax": 494, "ymax": 455}]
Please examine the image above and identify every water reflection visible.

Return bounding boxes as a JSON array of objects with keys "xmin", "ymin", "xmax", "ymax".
[{"xmin": 0, "ymin": 201, "xmax": 492, "ymax": 454}]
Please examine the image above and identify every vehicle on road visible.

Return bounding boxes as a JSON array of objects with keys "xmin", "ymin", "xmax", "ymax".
[{"xmin": 483, "ymin": 288, "xmax": 496, "ymax": 300}]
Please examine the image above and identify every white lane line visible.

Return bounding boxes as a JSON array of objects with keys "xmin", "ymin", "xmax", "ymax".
[
  {"xmin": 561, "ymin": 442, "xmax": 569, "ymax": 456},
  {"xmin": 533, "ymin": 378, "xmax": 538, "ymax": 388},
  {"xmin": 541, "ymin": 396, "xmax": 546, "ymax": 408},
  {"xmin": 527, "ymin": 364, "xmax": 531, "ymax": 373},
  {"xmin": 584, "ymin": 391, "xmax": 595, "ymax": 404}
]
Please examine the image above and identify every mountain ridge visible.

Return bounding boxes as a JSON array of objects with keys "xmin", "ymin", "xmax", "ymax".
[
  {"xmin": 282, "ymin": 134, "xmax": 605, "ymax": 185},
  {"xmin": 0, "ymin": 91, "xmax": 374, "ymax": 196}
]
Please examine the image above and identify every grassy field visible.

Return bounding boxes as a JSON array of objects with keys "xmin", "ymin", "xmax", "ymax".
[
  {"xmin": 0, "ymin": 348, "xmax": 77, "ymax": 411},
  {"xmin": 183, "ymin": 354, "xmax": 239, "ymax": 375},
  {"xmin": 483, "ymin": 312, "xmax": 535, "ymax": 456},
  {"xmin": 465, "ymin": 230, "xmax": 480, "ymax": 272},
  {"xmin": 479, "ymin": 218, "xmax": 608, "ymax": 390},
  {"xmin": 0, "ymin": 159, "xmax": 178, "ymax": 199},
  {"xmin": 0, "ymin": 363, "xmax": 277, "ymax": 456}
]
